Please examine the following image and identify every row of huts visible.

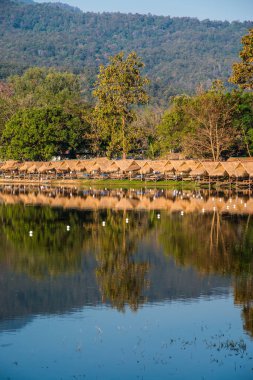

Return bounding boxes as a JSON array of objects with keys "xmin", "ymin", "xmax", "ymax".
[{"xmin": 1, "ymin": 157, "xmax": 253, "ymax": 183}]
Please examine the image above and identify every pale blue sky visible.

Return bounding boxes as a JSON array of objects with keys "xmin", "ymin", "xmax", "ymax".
[{"xmin": 36, "ymin": 0, "xmax": 253, "ymax": 21}]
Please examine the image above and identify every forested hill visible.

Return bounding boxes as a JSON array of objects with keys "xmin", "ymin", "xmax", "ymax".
[{"xmin": 1, "ymin": 0, "xmax": 252, "ymax": 103}]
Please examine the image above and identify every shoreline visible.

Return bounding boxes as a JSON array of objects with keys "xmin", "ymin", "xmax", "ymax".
[{"xmin": 0, "ymin": 178, "xmax": 199, "ymax": 189}]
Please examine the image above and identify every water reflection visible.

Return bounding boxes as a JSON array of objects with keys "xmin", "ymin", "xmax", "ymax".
[{"xmin": 0, "ymin": 186, "xmax": 252, "ymax": 338}]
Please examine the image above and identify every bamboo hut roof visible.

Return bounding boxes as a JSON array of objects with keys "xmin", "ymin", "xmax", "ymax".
[
  {"xmin": 88, "ymin": 160, "xmax": 111, "ymax": 173},
  {"xmin": 68, "ymin": 160, "xmax": 83, "ymax": 171},
  {"xmin": 241, "ymin": 162, "xmax": 253, "ymax": 177},
  {"xmin": 38, "ymin": 162, "xmax": 54, "ymax": 173},
  {"xmin": 50, "ymin": 161, "xmax": 66, "ymax": 171},
  {"xmin": 87, "ymin": 163, "xmax": 101, "ymax": 173},
  {"xmin": 27, "ymin": 162, "xmax": 43, "ymax": 173},
  {"xmin": 139, "ymin": 161, "xmax": 154, "ymax": 174},
  {"xmin": 208, "ymin": 162, "xmax": 228, "ymax": 177},
  {"xmin": 195, "ymin": 161, "xmax": 219, "ymax": 175},
  {"xmin": 148, "ymin": 160, "xmax": 168, "ymax": 173},
  {"xmin": 227, "ymin": 157, "xmax": 253, "ymax": 162},
  {"xmin": 107, "ymin": 160, "xmax": 141, "ymax": 173},
  {"xmin": 221, "ymin": 162, "xmax": 239, "ymax": 176},
  {"xmin": 184, "ymin": 160, "xmax": 199, "ymax": 169},
  {"xmin": 233, "ymin": 163, "xmax": 249, "ymax": 177},
  {"xmin": 19, "ymin": 162, "xmax": 34, "ymax": 172},
  {"xmin": 1, "ymin": 160, "xmax": 20, "ymax": 171},
  {"xmin": 94, "ymin": 157, "xmax": 110, "ymax": 165},
  {"xmin": 173, "ymin": 161, "xmax": 192, "ymax": 173},
  {"xmin": 137, "ymin": 160, "xmax": 150, "ymax": 168},
  {"xmin": 170, "ymin": 160, "xmax": 186, "ymax": 169},
  {"xmin": 74, "ymin": 160, "xmax": 95, "ymax": 171},
  {"xmin": 163, "ymin": 161, "xmax": 175, "ymax": 173},
  {"xmin": 190, "ymin": 162, "xmax": 208, "ymax": 176}
]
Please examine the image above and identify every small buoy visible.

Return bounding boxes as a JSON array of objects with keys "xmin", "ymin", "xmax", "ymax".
[
  {"xmin": 29, "ymin": 230, "xmax": 33, "ymax": 237},
  {"xmin": 202, "ymin": 208, "xmax": 205, "ymax": 213},
  {"xmin": 126, "ymin": 218, "xmax": 129, "ymax": 224},
  {"xmin": 157, "ymin": 213, "xmax": 161, "ymax": 219},
  {"xmin": 180, "ymin": 211, "xmax": 184, "ymax": 216},
  {"xmin": 66, "ymin": 225, "xmax": 70, "ymax": 231},
  {"xmin": 102, "ymin": 221, "xmax": 106, "ymax": 227}
]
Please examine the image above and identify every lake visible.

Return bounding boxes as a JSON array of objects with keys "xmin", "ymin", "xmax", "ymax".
[{"xmin": 0, "ymin": 185, "xmax": 252, "ymax": 379}]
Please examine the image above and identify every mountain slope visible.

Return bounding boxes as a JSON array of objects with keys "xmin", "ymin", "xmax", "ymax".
[{"xmin": 1, "ymin": 0, "xmax": 252, "ymax": 103}]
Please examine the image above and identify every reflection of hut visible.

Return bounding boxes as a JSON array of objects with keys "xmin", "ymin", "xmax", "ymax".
[{"xmin": 115, "ymin": 197, "xmax": 136, "ymax": 210}]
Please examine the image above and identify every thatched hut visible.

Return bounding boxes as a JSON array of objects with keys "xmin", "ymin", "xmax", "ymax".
[
  {"xmin": 0, "ymin": 160, "xmax": 21, "ymax": 177},
  {"xmin": 208, "ymin": 162, "xmax": 228, "ymax": 178},
  {"xmin": 147, "ymin": 160, "xmax": 168, "ymax": 173},
  {"xmin": 241, "ymin": 162, "xmax": 253, "ymax": 178},
  {"xmin": 171, "ymin": 160, "xmax": 192, "ymax": 174},
  {"xmin": 87, "ymin": 160, "xmax": 111, "ymax": 175},
  {"xmin": 191, "ymin": 162, "xmax": 220, "ymax": 178},
  {"xmin": 222, "ymin": 162, "xmax": 248, "ymax": 179},
  {"xmin": 27, "ymin": 162, "xmax": 43, "ymax": 174},
  {"xmin": 107, "ymin": 160, "xmax": 141, "ymax": 174},
  {"xmin": 139, "ymin": 161, "xmax": 154, "ymax": 175},
  {"xmin": 19, "ymin": 162, "xmax": 34, "ymax": 173},
  {"xmin": 38, "ymin": 162, "xmax": 55, "ymax": 174},
  {"xmin": 227, "ymin": 157, "xmax": 253, "ymax": 162}
]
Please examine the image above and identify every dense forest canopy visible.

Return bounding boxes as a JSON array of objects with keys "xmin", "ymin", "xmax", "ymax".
[{"xmin": 1, "ymin": 0, "xmax": 252, "ymax": 104}]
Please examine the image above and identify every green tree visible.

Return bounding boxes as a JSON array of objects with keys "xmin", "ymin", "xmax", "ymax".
[
  {"xmin": 92, "ymin": 52, "xmax": 149, "ymax": 158},
  {"xmin": 230, "ymin": 28, "xmax": 253, "ymax": 90},
  {"xmin": 1, "ymin": 107, "xmax": 84, "ymax": 160},
  {"xmin": 9, "ymin": 67, "xmax": 82, "ymax": 113},
  {"xmin": 157, "ymin": 95, "xmax": 188, "ymax": 155},
  {"xmin": 157, "ymin": 82, "xmax": 242, "ymax": 160}
]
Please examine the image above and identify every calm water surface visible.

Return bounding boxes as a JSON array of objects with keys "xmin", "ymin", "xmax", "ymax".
[{"xmin": 0, "ymin": 186, "xmax": 252, "ymax": 379}]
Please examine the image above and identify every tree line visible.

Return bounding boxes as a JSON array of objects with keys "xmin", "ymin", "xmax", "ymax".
[
  {"xmin": 0, "ymin": 29, "xmax": 252, "ymax": 161},
  {"xmin": 1, "ymin": 0, "xmax": 253, "ymax": 104}
]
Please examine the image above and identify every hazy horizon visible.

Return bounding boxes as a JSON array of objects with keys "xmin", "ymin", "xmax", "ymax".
[{"xmin": 35, "ymin": 0, "xmax": 253, "ymax": 22}]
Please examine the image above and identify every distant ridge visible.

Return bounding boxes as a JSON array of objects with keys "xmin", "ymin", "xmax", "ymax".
[
  {"xmin": 1, "ymin": 0, "xmax": 252, "ymax": 103},
  {"xmin": 15, "ymin": 0, "xmax": 35, "ymax": 4}
]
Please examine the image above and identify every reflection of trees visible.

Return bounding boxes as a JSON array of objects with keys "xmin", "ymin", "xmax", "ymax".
[
  {"xmin": 159, "ymin": 212, "xmax": 253, "ymax": 275},
  {"xmin": 85, "ymin": 210, "xmax": 152, "ymax": 311},
  {"xmin": 234, "ymin": 275, "xmax": 253, "ymax": 338},
  {"xmin": 0, "ymin": 204, "xmax": 153, "ymax": 312},
  {"xmin": 159, "ymin": 212, "xmax": 253, "ymax": 337},
  {"xmin": 0, "ymin": 204, "xmax": 85, "ymax": 278}
]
